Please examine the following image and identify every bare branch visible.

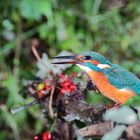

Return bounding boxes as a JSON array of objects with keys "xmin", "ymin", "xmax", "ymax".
[
  {"xmin": 76, "ymin": 121, "xmax": 113, "ymax": 137},
  {"xmin": 57, "ymin": 93, "xmax": 106, "ymax": 122}
]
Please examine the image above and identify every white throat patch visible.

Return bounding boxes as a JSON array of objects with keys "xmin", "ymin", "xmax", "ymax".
[
  {"xmin": 76, "ymin": 64, "xmax": 111, "ymax": 72},
  {"xmin": 97, "ymin": 64, "xmax": 111, "ymax": 69},
  {"xmin": 76, "ymin": 64, "xmax": 92, "ymax": 72}
]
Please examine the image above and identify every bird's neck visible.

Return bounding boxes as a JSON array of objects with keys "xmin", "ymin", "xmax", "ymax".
[
  {"xmin": 87, "ymin": 71, "xmax": 106, "ymax": 85},
  {"xmin": 87, "ymin": 71, "xmax": 109, "ymax": 93}
]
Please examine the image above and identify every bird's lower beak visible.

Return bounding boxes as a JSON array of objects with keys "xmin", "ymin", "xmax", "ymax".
[{"xmin": 51, "ymin": 55, "xmax": 77, "ymax": 64}]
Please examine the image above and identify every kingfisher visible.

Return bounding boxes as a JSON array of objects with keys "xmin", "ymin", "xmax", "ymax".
[{"xmin": 52, "ymin": 51, "xmax": 140, "ymax": 104}]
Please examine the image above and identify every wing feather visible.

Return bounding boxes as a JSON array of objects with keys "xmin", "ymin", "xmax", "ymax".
[{"xmin": 103, "ymin": 64, "xmax": 140, "ymax": 89}]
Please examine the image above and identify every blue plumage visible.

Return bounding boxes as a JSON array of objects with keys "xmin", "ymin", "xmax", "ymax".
[
  {"xmin": 103, "ymin": 64, "xmax": 140, "ymax": 95},
  {"xmin": 81, "ymin": 51, "xmax": 111, "ymax": 64},
  {"xmin": 81, "ymin": 51, "xmax": 140, "ymax": 95}
]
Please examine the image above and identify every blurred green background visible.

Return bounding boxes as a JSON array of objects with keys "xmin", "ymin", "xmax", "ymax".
[{"xmin": 0, "ymin": 0, "xmax": 140, "ymax": 139}]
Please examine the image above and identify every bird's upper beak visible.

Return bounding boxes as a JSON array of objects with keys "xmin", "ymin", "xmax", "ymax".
[{"xmin": 51, "ymin": 55, "xmax": 80, "ymax": 64}]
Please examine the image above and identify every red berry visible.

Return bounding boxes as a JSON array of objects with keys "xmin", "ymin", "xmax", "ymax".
[
  {"xmin": 70, "ymin": 83, "xmax": 75, "ymax": 89},
  {"xmin": 63, "ymin": 81, "xmax": 70, "ymax": 87},
  {"xmin": 59, "ymin": 76, "xmax": 76, "ymax": 95},
  {"xmin": 45, "ymin": 85, "xmax": 51, "ymax": 90},
  {"xmin": 33, "ymin": 134, "xmax": 42, "ymax": 140},
  {"xmin": 59, "ymin": 89, "xmax": 65, "ymax": 94},
  {"xmin": 38, "ymin": 90, "xmax": 46, "ymax": 99},
  {"xmin": 42, "ymin": 131, "xmax": 51, "ymax": 140}
]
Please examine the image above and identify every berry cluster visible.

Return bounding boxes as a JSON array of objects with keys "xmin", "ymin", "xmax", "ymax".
[
  {"xmin": 27, "ymin": 73, "xmax": 77, "ymax": 99},
  {"xmin": 27, "ymin": 80, "xmax": 51, "ymax": 100},
  {"xmin": 36, "ymin": 80, "xmax": 51, "ymax": 99},
  {"xmin": 33, "ymin": 131, "xmax": 51, "ymax": 140},
  {"xmin": 59, "ymin": 79, "xmax": 76, "ymax": 95}
]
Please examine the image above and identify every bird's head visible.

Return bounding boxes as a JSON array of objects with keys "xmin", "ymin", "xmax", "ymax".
[{"xmin": 52, "ymin": 51, "xmax": 112, "ymax": 72}]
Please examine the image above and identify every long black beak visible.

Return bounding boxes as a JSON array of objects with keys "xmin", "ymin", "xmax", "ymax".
[{"xmin": 51, "ymin": 55, "xmax": 77, "ymax": 64}]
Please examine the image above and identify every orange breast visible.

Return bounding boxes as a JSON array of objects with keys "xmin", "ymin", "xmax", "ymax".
[{"xmin": 88, "ymin": 71, "xmax": 136, "ymax": 104}]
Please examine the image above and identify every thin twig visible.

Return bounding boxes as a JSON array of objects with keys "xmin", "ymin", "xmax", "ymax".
[
  {"xmin": 31, "ymin": 44, "xmax": 41, "ymax": 61},
  {"xmin": 11, "ymin": 100, "xmax": 37, "ymax": 114},
  {"xmin": 48, "ymin": 85, "xmax": 56, "ymax": 118}
]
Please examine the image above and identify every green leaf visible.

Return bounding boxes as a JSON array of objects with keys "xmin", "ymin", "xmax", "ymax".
[
  {"xmin": 2, "ymin": 73, "xmax": 24, "ymax": 106},
  {"xmin": 20, "ymin": 0, "xmax": 52, "ymax": 20},
  {"xmin": 86, "ymin": 92, "xmax": 111, "ymax": 104},
  {"xmin": 125, "ymin": 96, "xmax": 140, "ymax": 106}
]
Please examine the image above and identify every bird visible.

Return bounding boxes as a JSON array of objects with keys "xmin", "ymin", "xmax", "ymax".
[{"xmin": 52, "ymin": 51, "xmax": 140, "ymax": 104}]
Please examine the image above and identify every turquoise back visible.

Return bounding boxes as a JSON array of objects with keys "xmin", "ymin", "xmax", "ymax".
[{"xmin": 103, "ymin": 64, "xmax": 140, "ymax": 95}]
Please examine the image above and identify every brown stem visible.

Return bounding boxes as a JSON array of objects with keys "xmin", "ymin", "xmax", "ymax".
[
  {"xmin": 48, "ymin": 85, "xmax": 56, "ymax": 118},
  {"xmin": 31, "ymin": 44, "xmax": 41, "ymax": 61}
]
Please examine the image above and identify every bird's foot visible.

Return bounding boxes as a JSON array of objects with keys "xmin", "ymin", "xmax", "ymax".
[{"xmin": 105, "ymin": 103, "xmax": 121, "ymax": 110}]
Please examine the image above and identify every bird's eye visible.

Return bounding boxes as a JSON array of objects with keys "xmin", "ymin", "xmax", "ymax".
[{"xmin": 84, "ymin": 56, "xmax": 92, "ymax": 60}]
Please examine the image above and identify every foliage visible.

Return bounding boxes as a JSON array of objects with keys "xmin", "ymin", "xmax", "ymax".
[{"xmin": 0, "ymin": 0, "xmax": 140, "ymax": 140}]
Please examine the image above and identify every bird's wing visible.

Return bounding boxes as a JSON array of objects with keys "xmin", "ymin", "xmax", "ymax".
[{"xmin": 103, "ymin": 64, "xmax": 140, "ymax": 89}]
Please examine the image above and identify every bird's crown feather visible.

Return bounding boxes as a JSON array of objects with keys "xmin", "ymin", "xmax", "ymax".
[{"xmin": 81, "ymin": 51, "xmax": 111, "ymax": 65}]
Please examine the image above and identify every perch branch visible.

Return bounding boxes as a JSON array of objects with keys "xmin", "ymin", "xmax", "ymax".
[
  {"xmin": 77, "ymin": 121, "xmax": 113, "ymax": 137},
  {"xmin": 57, "ymin": 93, "xmax": 106, "ymax": 122}
]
